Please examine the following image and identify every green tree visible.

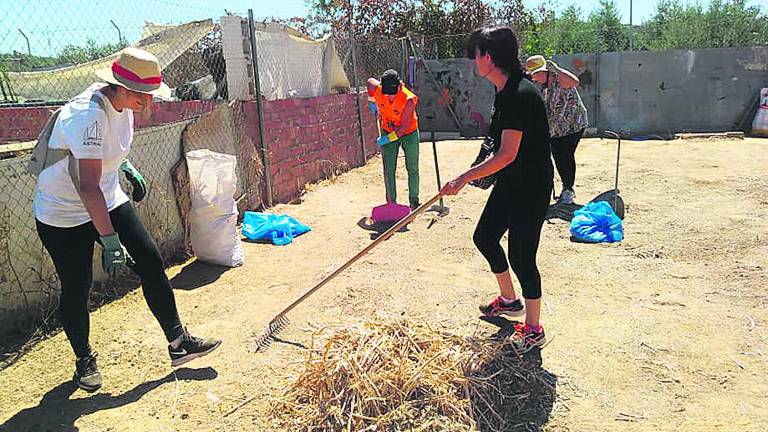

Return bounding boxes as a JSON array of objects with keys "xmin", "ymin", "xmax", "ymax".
[
  {"xmin": 494, "ymin": 0, "xmax": 552, "ymax": 56},
  {"xmin": 589, "ymin": 0, "xmax": 627, "ymax": 52},
  {"xmin": 306, "ymin": 0, "xmax": 495, "ymax": 37},
  {"xmin": 522, "ymin": 8, "xmax": 555, "ymax": 57},
  {"xmin": 305, "ymin": 0, "xmax": 767, "ymax": 56},
  {"xmin": 702, "ymin": 0, "xmax": 768, "ymax": 48},
  {"xmin": 637, "ymin": 1, "xmax": 708, "ymax": 50},
  {"xmin": 58, "ymin": 40, "xmax": 128, "ymax": 64},
  {"xmin": 551, "ymin": 5, "xmax": 594, "ymax": 54},
  {"xmin": 636, "ymin": 0, "xmax": 768, "ymax": 50}
]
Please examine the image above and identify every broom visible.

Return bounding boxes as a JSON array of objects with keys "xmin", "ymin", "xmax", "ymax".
[{"xmin": 255, "ymin": 192, "xmax": 443, "ymax": 351}]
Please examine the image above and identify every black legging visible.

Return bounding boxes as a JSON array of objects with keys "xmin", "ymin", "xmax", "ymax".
[
  {"xmin": 550, "ymin": 129, "xmax": 584, "ymax": 191},
  {"xmin": 473, "ymin": 176, "xmax": 551, "ymax": 300},
  {"xmin": 36, "ymin": 202, "xmax": 183, "ymax": 358}
]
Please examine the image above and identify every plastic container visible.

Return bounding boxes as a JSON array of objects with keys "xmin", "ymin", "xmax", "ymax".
[{"xmin": 371, "ymin": 202, "xmax": 411, "ymax": 223}]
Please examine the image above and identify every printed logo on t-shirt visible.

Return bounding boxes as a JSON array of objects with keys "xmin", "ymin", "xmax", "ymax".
[{"xmin": 83, "ymin": 121, "xmax": 102, "ymax": 146}]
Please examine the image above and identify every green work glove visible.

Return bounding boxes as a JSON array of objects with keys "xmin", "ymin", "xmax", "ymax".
[
  {"xmin": 100, "ymin": 233, "xmax": 129, "ymax": 278},
  {"xmin": 120, "ymin": 160, "xmax": 147, "ymax": 202}
]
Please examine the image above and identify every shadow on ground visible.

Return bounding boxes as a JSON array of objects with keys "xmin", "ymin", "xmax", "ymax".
[
  {"xmin": 545, "ymin": 202, "xmax": 581, "ymax": 222},
  {"xmin": 170, "ymin": 260, "xmax": 231, "ymax": 290},
  {"xmin": 356, "ymin": 217, "xmax": 410, "ymax": 240},
  {"xmin": 0, "ymin": 254, "xmax": 192, "ymax": 371},
  {"xmin": 475, "ymin": 316, "xmax": 558, "ymax": 431},
  {"xmin": 0, "ymin": 367, "xmax": 218, "ymax": 432}
]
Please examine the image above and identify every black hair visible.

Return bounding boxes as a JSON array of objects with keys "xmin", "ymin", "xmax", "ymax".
[{"xmin": 466, "ymin": 26, "xmax": 528, "ymax": 80}]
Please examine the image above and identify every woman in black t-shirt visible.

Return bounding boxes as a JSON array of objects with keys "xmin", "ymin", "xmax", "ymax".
[{"xmin": 442, "ymin": 26, "xmax": 553, "ymax": 353}]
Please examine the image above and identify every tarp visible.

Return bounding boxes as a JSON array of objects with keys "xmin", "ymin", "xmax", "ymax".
[
  {"xmin": 9, "ymin": 20, "xmax": 214, "ymax": 102},
  {"xmin": 252, "ymin": 23, "xmax": 350, "ymax": 100},
  {"xmin": 569, "ymin": 201, "xmax": 624, "ymax": 243},
  {"xmin": 242, "ymin": 212, "xmax": 311, "ymax": 246}
]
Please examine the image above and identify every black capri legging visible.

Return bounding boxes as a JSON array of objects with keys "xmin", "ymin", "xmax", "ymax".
[
  {"xmin": 36, "ymin": 202, "xmax": 183, "ymax": 358},
  {"xmin": 550, "ymin": 129, "xmax": 584, "ymax": 191},
  {"xmin": 473, "ymin": 176, "xmax": 552, "ymax": 299}
]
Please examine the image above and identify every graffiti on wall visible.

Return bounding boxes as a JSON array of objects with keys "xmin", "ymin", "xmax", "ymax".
[
  {"xmin": 413, "ymin": 58, "xmax": 495, "ymax": 136},
  {"xmin": 415, "ymin": 46, "xmax": 768, "ymax": 135},
  {"xmin": 414, "ymin": 57, "xmax": 594, "ymax": 136}
]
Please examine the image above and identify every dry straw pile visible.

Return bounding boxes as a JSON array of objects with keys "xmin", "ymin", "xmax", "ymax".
[{"xmin": 271, "ymin": 317, "xmax": 555, "ymax": 431}]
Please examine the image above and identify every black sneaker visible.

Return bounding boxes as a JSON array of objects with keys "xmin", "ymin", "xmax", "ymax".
[
  {"xmin": 73, "ymin": 352, "xmax": 102, "ymax": 392},
  {"xmin": 169, "ymin": 330, "xmax": 221, "ymax": 367},
  {"xmin": 479, "ymin": 296, "xmax": 525, "ymax": 317}
]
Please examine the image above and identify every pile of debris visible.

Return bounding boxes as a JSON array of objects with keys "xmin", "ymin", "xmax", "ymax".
[{"xmin": 271, "ymin": 317, "xmax": 556, "ymax": 431}]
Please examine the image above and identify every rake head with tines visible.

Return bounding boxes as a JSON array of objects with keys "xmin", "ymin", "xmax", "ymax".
[
  {"xmin": 255, "ymin": 314, "xmax": 290, "ymax": 352},
  {"xmin": 254, "ymin": 193, "xmax": 443, "ymax": 353}
]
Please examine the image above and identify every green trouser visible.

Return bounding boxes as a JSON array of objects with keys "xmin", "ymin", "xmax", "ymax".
[{"xmin": 381, "ymin": 130, "xmax": 420, "ymax": 207}]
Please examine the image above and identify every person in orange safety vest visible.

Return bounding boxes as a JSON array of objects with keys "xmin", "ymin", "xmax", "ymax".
[{"xmin": 367, "ymin": 69, "xmax": 420, "ymax": 209}]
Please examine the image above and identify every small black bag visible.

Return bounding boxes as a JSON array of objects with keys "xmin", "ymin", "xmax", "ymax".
[
  {"xmin": 468, "ymin": 136, "xmax": 497, "ymax": 189},
  {"xmin": 469, "ymin": 105, "xmax": 503, "ymax": 189}
]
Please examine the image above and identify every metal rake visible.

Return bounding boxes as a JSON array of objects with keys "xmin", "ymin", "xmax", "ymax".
[{"xmin": 254, "ymin": 193, "xmax": 443, "ymax": 352}]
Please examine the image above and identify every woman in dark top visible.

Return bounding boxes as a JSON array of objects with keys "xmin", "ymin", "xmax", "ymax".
[{"xmin": 442, "ymin": 26, "xmax": 553, "ymax": 353}]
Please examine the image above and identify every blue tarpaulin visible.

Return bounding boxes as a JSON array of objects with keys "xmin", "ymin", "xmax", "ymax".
[
  {"xmin": 569, "ymin": 201, "xmax": 624, "ymax": 243},
  {"xmin": 242, "ymin": 212, "xmax": 311, "ymax": 246}
]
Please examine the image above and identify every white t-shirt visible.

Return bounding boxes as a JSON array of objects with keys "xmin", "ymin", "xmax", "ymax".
[{"xmin": 34, "ymin": 84, "xmax": 133, "ymax": 227}]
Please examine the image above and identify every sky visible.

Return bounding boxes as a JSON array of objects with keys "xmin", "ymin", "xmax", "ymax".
[{"xmin": 1, "ymin": 0, "xmax": 766, "ymax": 56}]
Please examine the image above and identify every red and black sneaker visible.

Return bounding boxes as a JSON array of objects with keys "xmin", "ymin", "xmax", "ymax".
[
  {"xmin": 479, "ymin": 296, "xmax": 525, "ymax": 317},
  {"xmin": 511, "ymin": 323, "xmax": 546, "ymax": 353}
]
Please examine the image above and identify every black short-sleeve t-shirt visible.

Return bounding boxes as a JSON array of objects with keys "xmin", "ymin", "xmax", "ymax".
[{"xmin": 488, "ymin": 76, "xmax": 553, "ymax": 185}]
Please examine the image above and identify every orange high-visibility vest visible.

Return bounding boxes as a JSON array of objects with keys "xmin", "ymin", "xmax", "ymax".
[{"xmin": 373, "ymin": 84, "xmax": 419, "ymax": 136}]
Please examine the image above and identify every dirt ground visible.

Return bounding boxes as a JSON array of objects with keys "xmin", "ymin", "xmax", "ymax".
[{"xmin": 1, "ymin": 137, "xmax": 767, "ymax": 432}]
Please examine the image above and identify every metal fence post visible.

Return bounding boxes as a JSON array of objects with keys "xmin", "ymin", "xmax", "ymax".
[
  {"xmin": 594, "ymin": 26, "xmax": 602, "ymax": 135},
  {"xmin": 430, "ymin": 131, "xmax": 446, "ymax": 211},
  {"xmin": 629, "ymin": 0, "xmax": 634, "ymax": 51},
  {"xmin": 350, "ymin": 31, "xmax": 368, "ymax": 165},
  {"xmin": 248, "ymin": 9, "xmax": 273, "ymax": 207},
  {"xmin": 400, "ymin": 37, "xmax": 407, "ymax": 80}
]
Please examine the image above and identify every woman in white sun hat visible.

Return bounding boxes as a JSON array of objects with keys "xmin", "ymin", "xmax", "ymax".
[
  {"xmin": 33, "ymin": 47, "xmax": 221, "ymax": 393},
  {"xmin": 526, "ymin": 54, "xmax": 588, "ymax": 205}
]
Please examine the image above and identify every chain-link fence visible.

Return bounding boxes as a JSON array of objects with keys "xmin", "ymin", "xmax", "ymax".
[
  {"xmin": 336, "ymin": 33, "xmax": 408, "ymax": 88},
  {"xmin": 1, "ymin": 7, "xmax": 224, "ymax": 105},
  {"xmin": 0, "ymin": 3, "xmax": 390, "ymax": 352},
  {"xmin": 419, "ymin": 33, "xmax": 470, "ymax": 60},
  {"xmin": 0, "ymin": 4, "xmax": 268, "ymax": 349}
]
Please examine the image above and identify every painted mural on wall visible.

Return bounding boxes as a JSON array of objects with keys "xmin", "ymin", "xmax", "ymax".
[
  {"xmin": 413, "ymin": 57, "xmax": 595, "ymax": 137},
  {"xmin": 414, "ymin": 46, "xmax": 768, "ymax": 135},
  {"xmin": 412, "ymin": 58, "xmax": 495, "ymax": 136}
]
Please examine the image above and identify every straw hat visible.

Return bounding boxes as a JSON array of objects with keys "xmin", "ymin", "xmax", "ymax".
[
  {"xmin": 95, "ymin": 47, "xmax": 171, "ymax": 98},
  {"xmin": 525, "ymin": 54, "xmax": 546, "ymax": 72}
]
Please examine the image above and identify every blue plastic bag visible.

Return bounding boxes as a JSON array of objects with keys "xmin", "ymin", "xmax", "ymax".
[
  {"xmin": 569, "ymin": 201, "xmax": 624, "ymax": 243},
  {"xmin": 242, "ymin": 212, "xmax": 311, "ymax": 246}
]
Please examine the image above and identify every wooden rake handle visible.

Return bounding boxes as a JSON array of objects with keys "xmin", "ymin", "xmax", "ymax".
[{"xmin": 273, "ymin": 193, "xmax": 444, "ymax": 319}]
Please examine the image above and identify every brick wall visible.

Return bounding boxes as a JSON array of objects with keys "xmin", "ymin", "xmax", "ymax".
[
  {"xmin": 236, "ymin": 93, "xmax": 378, "ymax": 204},
  {"xmin": 258, "ymin": 93, "xmax": 378, "ymax": 202},
  {"xmin": 0, "ymin": 93, "xmax": 379, "ymax": 205},
  {"xmin": 0, "ymin": 101, "xmax": 218, "ymax": 144},
  {"xmin": 0, "ymin": 93, "xmax": 378, "ymax": 340},
  {"xmin": 0, "ymin": 106, "xmax": 50, "ymax": 144}
]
